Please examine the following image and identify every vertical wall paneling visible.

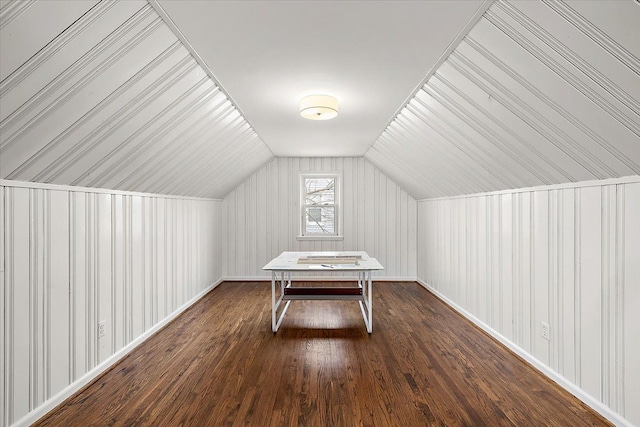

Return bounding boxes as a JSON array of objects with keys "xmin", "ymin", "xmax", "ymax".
[
  {"xmin": 48, "ymin": 190, "xmax": 70, "ymax": 398},
  {"xmin": 533, "ymin": 190, "xmax": 550, "ymax": 365},
  {"xmin": 97, "ymin": 193, "xmax": 112, "ymax": 364},
  {"xmin": 623, "ymin": 183, "xmax": 640, "ymax": 423},
  {"xmin": 165, "ymin": 198, "xmax": 173, "ymax": 315},
  {"xmin": 476, "ymin": 197, "xmax": 487, "ymax": 324},
  {"xmin": 579, "ymin": 186, "xmax": 602, "ymax": 399},
  {"xmin": 603, "ymin": 184, "xmax": 615, "ymax": 407},
  {"xmin": 490, "ymin": 195, "xmax": 500, "ymax": 330},
  {"xmin": 0, "ymin": 185, "xmax": 3, "ymax": 426},
  {"xmin": 559, "ymin": 188, "xmax": 576, "ymax": 382},
  {"xmin": 0, "ymin": 181, "xmax": 221, "ymax": 426},
  {"xmin": 501, "ymin": 193, "xmax": 513, "ymax": 340},
  {"xmin": 522, "ymin": 192, "xmax": 532, "ymax": 353},
  {"xmin": 30, "ymin": 188, "xmax": 44, "ymax": 407},
  {"xmin": 87, "ymin": 193, "xmax": 97, "ymax": 370},
  {"xmin": 70, "ymin": 192, "xmax": 87, "ymax": 382},
  {"xmin": 175, "ymin": 199, "xmax": 184, "ymax": 306},
  {"xmin": 112, "ymin": 194, "xmax": 125, "ymax": 354},
  {"xmin": 131, "ymin": 195, "xmax": 144, "ymax": 341},
  {"xmin": 144, "ymin": 197, "xmax": 153, "ymax": 331},
  {"xmin": 222, "ymin": 157, "xmax": 417, "ymax": 279},
  {"xmin": 417, "ymin": 176, "xmax": 640, "ymax": 426},
  {"xmin": 124, "ymin": 195, "xmax": 133, "ymax": 346},
  {"xmin": 156, "ymin": 198, "xmax": 166, "ymax": 322},
  {"xmin": 614, "ymin": 182, "xmax": 623, "ymax": 415},
  {"xmin": 407, "ymin": 194, "xmax": 417, "ymax": 278},
  {"xmin": 8, "ymin": 187, "xmax": 30, "ymax": 423}
]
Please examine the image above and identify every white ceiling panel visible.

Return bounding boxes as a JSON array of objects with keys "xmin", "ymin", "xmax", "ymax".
[
  {"xmin": 368, "ymin": 0, "xmax": 640, "ymax": 199},
  {"xmin": 0, "ymin": 0, "xmax": 272, "ymax": 198},
  {"xmin": 0, "ymin": 0, "xmax": 101, "ymax": 82}
]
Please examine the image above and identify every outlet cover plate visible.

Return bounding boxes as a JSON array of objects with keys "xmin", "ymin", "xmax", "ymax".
[{"xmin": 541, "ymin": 322, "xmax": 550, "ymax": 341}]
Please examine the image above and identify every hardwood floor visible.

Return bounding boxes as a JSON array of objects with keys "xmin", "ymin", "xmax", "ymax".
[{"xmin": 37, "ymin": 281, "xmax": 609, "ymax": 426}]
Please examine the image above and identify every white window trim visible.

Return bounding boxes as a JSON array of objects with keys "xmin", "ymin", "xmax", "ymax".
[{"xmin": 298, "ymin": 172, "xmax": 343, "ymax": 240}]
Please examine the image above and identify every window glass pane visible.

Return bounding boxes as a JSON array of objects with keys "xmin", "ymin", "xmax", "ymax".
[
  {"xmin": 305, "ymin": 178, "xmax": 335, "ymax": 205},
  {"xmin": 305, "ymin": 206, "xmax": 335, "ymax": 234}
]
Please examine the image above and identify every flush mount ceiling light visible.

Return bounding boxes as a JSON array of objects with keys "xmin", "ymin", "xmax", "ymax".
[{"xmin": 299, "ymin": 94, "xmax": 338, "ymax": 120}]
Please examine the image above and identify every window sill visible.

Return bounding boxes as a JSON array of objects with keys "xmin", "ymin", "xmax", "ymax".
[{"xmin": 297, "ymin": 235, "xmax": 344, "ymax": 241}]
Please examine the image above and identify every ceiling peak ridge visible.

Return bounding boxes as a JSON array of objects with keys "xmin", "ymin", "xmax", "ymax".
[
  {"xmin": 364, "ymin": 0, "xmax": 495, "ymax": 158},
  {"xmin": 147, "ymin": 0, "xmax": 275, "ymax": 158}
]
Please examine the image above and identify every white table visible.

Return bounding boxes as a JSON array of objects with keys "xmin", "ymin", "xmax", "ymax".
[{"xmin": 262, "ymin": 251, "xmax": 384, "ymax": 333}]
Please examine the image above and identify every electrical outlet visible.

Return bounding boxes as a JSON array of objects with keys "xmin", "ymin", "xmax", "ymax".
[
  {"xmin": 98, "ymin": 320, "xmax": 106, "ymax": 338},
  {"xmin": 541, "ymin": 322, "xmax": 550, "ymax": 341}
]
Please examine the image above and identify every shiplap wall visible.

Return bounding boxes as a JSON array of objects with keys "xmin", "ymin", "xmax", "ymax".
[
  {"xmin": 417, "ymin": 176, "xmax": 640, "ymax": 426},
  {"xmin": 0, "ymin": 180, "xmax": 221, "ymax": 427},
  {"xmin": 222, "ymin": 157, "xmax": 417, "ymax": 279}
]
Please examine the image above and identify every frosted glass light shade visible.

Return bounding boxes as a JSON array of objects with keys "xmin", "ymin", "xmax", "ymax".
[{"xmin": 300, "ymin": 95, "xmax": 338, "ymax": 120}]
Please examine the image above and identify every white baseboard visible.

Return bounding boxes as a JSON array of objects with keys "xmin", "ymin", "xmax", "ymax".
[
  {"xmin": 222, "ymin": 276, "xmax": 416, "ymax": 282},
  {"xmin": 14, "ymin": 279, "xmax": 223, "ymax": 427},
  {"xmin": 416, "ymin": 279, "xmax": 632, "ymax": 427}
]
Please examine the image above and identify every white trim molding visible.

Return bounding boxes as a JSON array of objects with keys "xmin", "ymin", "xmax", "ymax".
[
  {"xmin": 419, "ymin": 175, "xmax": 640, "ymax": 202},
  {"xmin": 0, "ymin": 179, "xmax": 222, "ymax": 202}
]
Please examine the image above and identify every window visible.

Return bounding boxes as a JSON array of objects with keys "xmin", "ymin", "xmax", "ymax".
[{"xmin": 300, "ymin": 174, "xmax": 340, "ymax": 238}]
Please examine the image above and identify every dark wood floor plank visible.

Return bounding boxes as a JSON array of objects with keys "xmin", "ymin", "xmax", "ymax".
[{"xmin": 36, "ymin": 281, "xmax": 610, "ymax": 427}]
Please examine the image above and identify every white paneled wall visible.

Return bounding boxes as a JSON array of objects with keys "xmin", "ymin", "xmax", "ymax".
[
  {"xmin": 0, "ymin": 180, "xmax": 221, "ymax": 427},
  {"xmin": 417, "ymin": 176, "xmax": 640, "ymax": 426},
  {"xmin": 222, "ymin": 157, "xmax": 417, "ymax": 279}
]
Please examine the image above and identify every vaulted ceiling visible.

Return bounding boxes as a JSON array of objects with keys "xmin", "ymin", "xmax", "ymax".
[
  {"xmin": 155, "ymin": 0, "xmax": 487, "ymax": 158},
  {"xmin": 1, "ymin": 0, "xmax": 638, "ymax": 199}
]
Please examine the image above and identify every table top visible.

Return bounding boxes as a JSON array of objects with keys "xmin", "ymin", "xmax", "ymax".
[{"xmin": 263, "ymin": 251, "xmax": 385, "ymax": 271}]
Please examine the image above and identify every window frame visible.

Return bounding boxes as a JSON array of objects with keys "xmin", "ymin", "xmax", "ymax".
[{"xmin": 298, "ymin": 172, "xmax": 343, "ymax": 240}]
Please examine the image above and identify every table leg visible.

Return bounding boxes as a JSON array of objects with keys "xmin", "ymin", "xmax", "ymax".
[
  {"xmin": 271, "ymin": 271, "xmax": 276, "ymax": 332},
  {"xmin": 357, "ymin": 271, "xmax": 373, "ymax": 334},
  {"xmin": 367, "ymin": 270, "xmax": 372, "ymax": 333},
  {"xmin": 272, "ymin": 271, "xmax": 292, "ymax": 333}
]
